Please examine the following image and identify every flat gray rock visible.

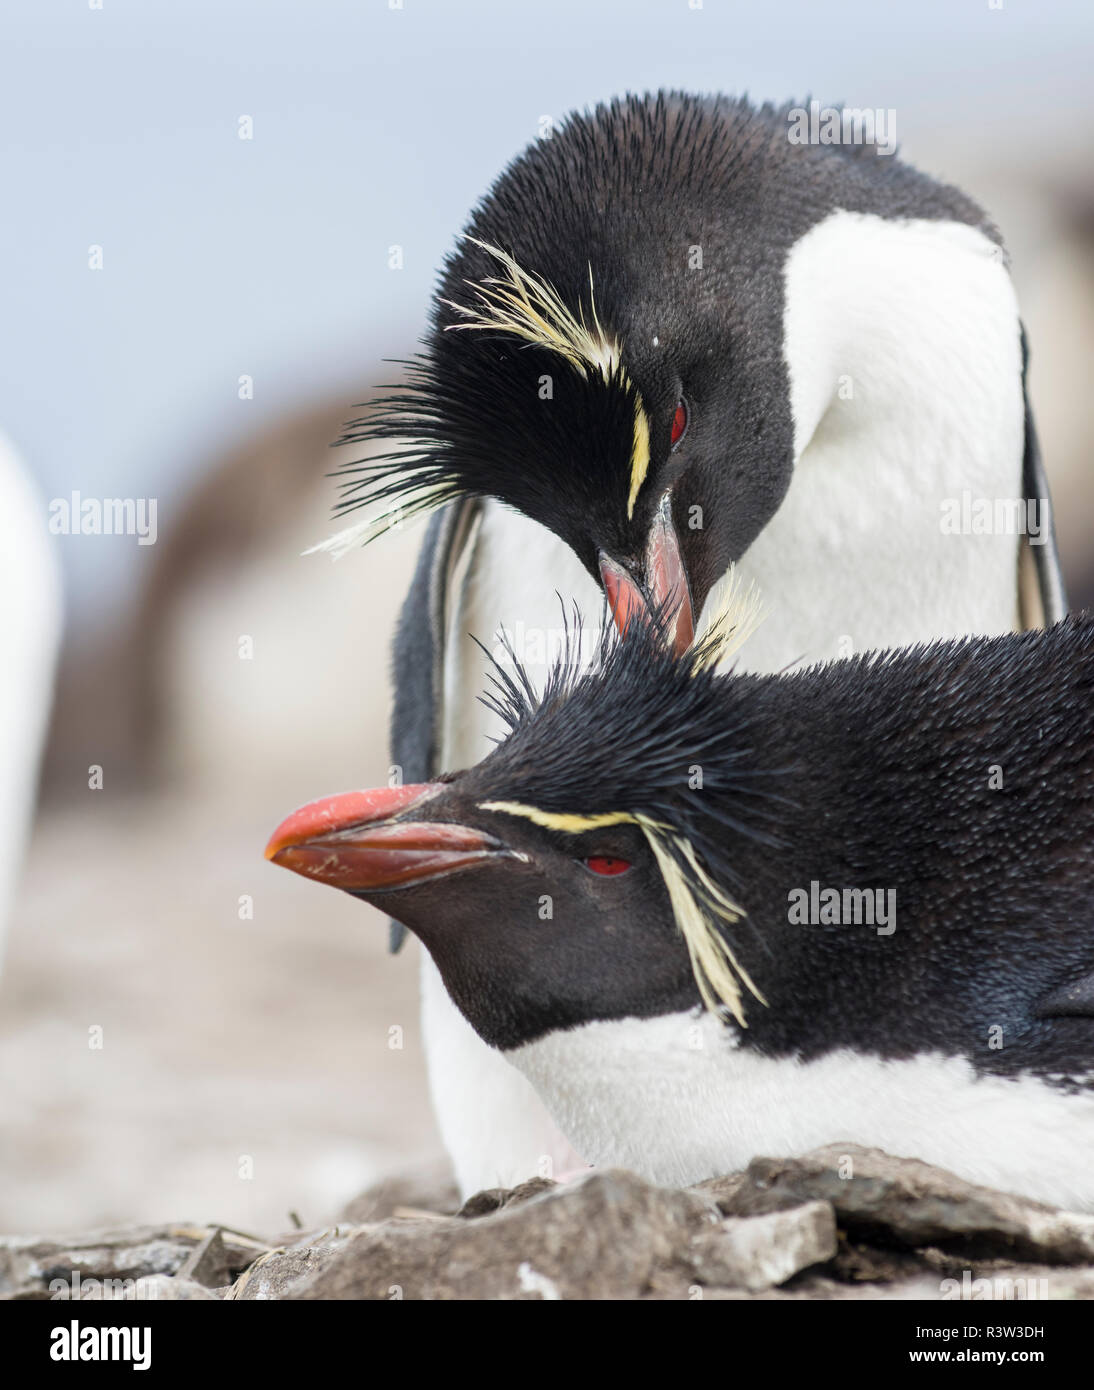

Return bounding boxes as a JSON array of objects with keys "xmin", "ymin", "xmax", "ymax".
[
  {"xmin": 723, "ymin": 1144, "xmax": 1094, "ymax": 1264},
  {"xmin": 226, "ymin": 1234, "xmax": 353, "ymax": 1300},
  {"xmin": 688, "ymin": 1201, "xmax": 838, "ymax": 1293},
  {"xmin": 338, "ymin": 1164, "xmax": 460, "ymax": 1224},
  {"xmin": 291, "ymin": 1169, "xmax": 718, "ymax": 1300}
]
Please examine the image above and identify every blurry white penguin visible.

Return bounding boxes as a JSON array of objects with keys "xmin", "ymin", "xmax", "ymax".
[{"xmin": 0, "ymin": 430, "xmax": 62, "ymax": 969}]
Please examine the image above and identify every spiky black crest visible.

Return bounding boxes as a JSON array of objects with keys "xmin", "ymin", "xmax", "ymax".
[
  {"xmin": 472, "ymin": 605, "xmax": 793, "ymax": 875},
  {"xmin": 472, "ymin": 608, "xmax": 1094, "ymax": 882},
  {"xmin": 333, "ymin": 344, "xmax": 643, "ymax": 567}
]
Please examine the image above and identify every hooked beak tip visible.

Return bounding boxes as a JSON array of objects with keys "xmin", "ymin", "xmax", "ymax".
[
  {"xmin": 599, "ymin": 495, "xmax": 695, "ymax": 655},
  {"xmin": 599, "ymin": 553, "xmax": 647, "ymax": 638},
  {"xmin": 265, "ymin": 783, "xmax": 505, "ymax": 894}
]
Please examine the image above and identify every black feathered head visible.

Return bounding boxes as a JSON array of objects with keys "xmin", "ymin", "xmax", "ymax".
[
  {"xmin": 324, "ymin": 94, "xmax": 811, "ymax": 652},
  {"xmin": 324, "ymin": 90, "xmax": 991, "ymax": 652},
  {"xmin": 266, "ymin": 584, "xmax": 784, "ymax": 1045}
]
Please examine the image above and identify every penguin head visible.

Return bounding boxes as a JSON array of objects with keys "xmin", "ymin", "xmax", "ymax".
[
  {"xmin": 266, "ymin": 609, "xmax": 778, "ymax": 1049},
  {"xmin": 333, "ymin": 94, "xmax": 802, "ymax": 651},
  {"xmin": 266, "ymin": 776, "xmax": 697, "ymax": 1050}
]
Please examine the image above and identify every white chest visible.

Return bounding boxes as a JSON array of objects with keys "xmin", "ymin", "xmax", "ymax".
[{"xmin": 509, "ymin": 1012, "xmax": 1094, "ymax": 1212}]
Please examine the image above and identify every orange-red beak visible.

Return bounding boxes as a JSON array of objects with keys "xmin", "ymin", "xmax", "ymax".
[
  {"xmin": 599, "ymin": 494, "xmax": 695, "ymax": 656},
  {"xmin": 265, "ymin": 783, "xmax": 506, "ymax": 892}
]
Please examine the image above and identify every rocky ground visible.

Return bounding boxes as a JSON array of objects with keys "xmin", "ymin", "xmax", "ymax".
[{"xmin": 5, "ymin": 1145, "xmax": 1094, "ymax": 1301}]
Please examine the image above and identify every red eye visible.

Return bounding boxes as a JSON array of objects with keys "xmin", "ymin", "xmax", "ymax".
[
  {"xmin": 584, "ymin": 856, "xmax": 632, "ymax": 876},
  {"xmin": 670, "ymin": 399, "xmax": 688, "ymax": 448}
]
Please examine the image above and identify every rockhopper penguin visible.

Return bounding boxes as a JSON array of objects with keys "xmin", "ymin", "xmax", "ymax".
[
  {"xmin": 318, "ymin": 92, "xmax": 1068, "ymax": 1195},
  {"xmin": 268, "ymin": 607, "xmax": 1094, "ymax": 1212}
]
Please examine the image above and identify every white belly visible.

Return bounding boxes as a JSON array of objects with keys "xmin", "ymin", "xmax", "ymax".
[
  {"xmin": 721, "ymin": 212, "xmax": 1025, "ymax": 672},
  {"xmin": 509, "ymin": 1011, "xmax": 1094, "ymax": 1212}
]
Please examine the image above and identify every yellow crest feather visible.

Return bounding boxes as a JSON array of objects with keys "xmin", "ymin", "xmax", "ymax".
[
  {"xmin": 445, "ymin": 239, "xmax": 654, "ymax": 518},
  {"xmin": 444, "ymin": 238, "xmax": 623, "ymax": 381},
  {"xmin": 479, "ymin": 803, "xmax": 637, "ymax": 834},
  {"xmin": 637, "ymin": 818, "xmax": 766, "ymax": 1027},
  {"xmin": 691, "ymin": 567, "xmax": 766, "ymax": 673},
  {"xmin": 305, "ymin": 481, "xmax": 456, "ymax": 558},
  {"xmin": 626, "ymin": 401, "xmax": 651, "ymax": 521}
]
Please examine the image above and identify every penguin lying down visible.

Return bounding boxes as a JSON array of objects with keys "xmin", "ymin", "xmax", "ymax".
[{"xmin": 267, "ymin": 605, "xmax": 1094, "ymax": 1211}]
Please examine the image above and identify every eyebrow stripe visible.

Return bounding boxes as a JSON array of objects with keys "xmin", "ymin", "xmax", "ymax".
[
  {"xmin": 478, "ymin": 802, "xmax": 637, "ymax": 833},
  {"xmin": 627, "ymin": 400, "xmax": 651, "ymax": 519}
]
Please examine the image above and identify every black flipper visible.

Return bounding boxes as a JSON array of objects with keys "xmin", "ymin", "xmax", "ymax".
[
  {"xmin": 1019, "ymin": 324, "xmax": 1068, "ymax": 628},
  {"xmin": 387, "ymin": 498, "xmax": 482, "ymax": 952},
  {"xmin": 1038, "ymin": 973, "xmax": 1094, "ymax": 1020}
]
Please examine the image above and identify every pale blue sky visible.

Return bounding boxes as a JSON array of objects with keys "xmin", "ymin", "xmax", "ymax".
[{"xmin": 2, "ymin": 0, "xmax": 1091, "ymax": 611}]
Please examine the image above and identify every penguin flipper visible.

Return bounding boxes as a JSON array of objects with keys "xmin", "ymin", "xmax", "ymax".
[
  {"xmin": 1037, "ymin": 973, "xmax": 1094, "ymax": 1020},
  {"xmin": 1018, "ymin": 323, "xmax": 1068, "ymax": 629},
  {"xmin": 387, "ymin": 497, "xmax": 482, "ymax": 952}
]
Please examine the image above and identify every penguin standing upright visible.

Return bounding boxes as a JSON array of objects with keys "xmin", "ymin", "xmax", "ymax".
[
  {"xmin": 268, "ymin": 609, "xmax": 1094, "ymax": 1212},
  {"xmin": 323, "ymin": 92, "xmax": 1067, "ymax": 1196}
]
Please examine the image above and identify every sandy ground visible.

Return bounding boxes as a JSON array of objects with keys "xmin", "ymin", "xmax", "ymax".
[{"xmin": 0, "ymin": 793, "xmax": 446, "ymax": 1237}]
